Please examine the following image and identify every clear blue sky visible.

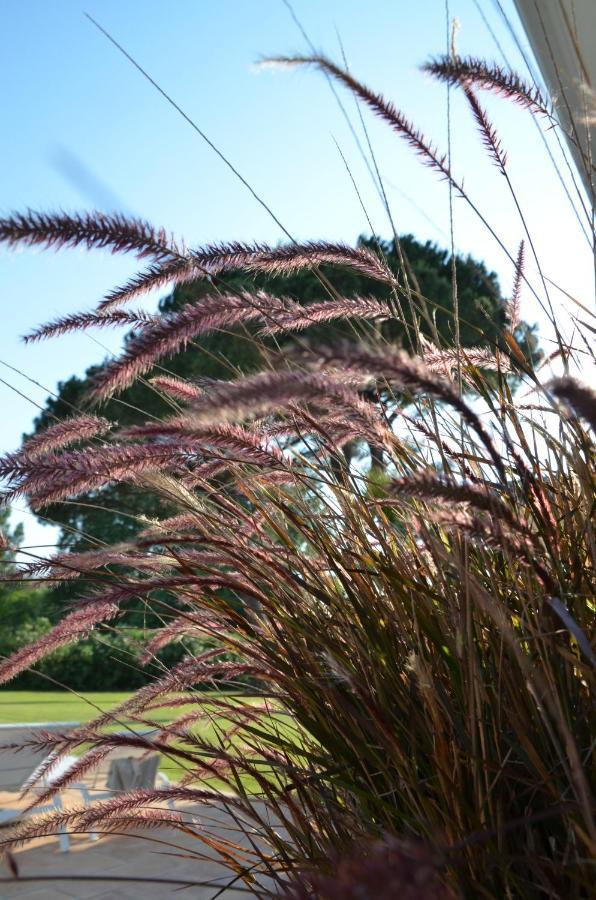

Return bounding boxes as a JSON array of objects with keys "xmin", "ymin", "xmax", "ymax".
[{"xmin": 0, "ymin": 0, "xmax": 592, "ymax": 547}]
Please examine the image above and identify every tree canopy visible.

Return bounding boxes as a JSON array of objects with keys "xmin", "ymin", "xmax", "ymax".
[{"xmin": 27, "ymin": 234, "xmax": 537, "ymax": 552}]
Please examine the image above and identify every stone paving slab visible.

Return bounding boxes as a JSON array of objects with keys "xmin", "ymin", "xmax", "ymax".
[{"xmin": 0, "ymin": 793, "xmax": 267, "ymax": 899}]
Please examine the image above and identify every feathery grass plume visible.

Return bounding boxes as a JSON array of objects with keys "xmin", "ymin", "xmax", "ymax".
[
  {"xmin": 0, "ymin": 574, "xmax": 202, "ymax": 688},
  {"xmin": 461, "ymin": 87, "xmax": 508, "ymax": 172},
  {"xmin": 260, "ymin": 295, "xmax": 391, "ymax": 335},
  {"xmin": 72, "ymin": 651, "xmax": 264, "ymax": 738},
  {"xmin": 0, "ymin": 210, "xmax": 179, "ymax": 260},
  {"xmin": 0, "ymin": 598, "xmax": 119, "ymax": 684},
  {"xmin": 21, "ymin": 730, "xmax": 200, "ymax": 810},
  {"xmin": 167, "ymin": 369, "xmax": 369, "ymax": 426},
  {"xmin": 186, "ymin": 239, "xmax": 395, "ymax": 282},
  {"xmin": 0, "ymin": 803, "xmax": 81, "ymax": 850},
  {"xmin": 139, "ymin": 614, "xmax": 214, "ymax": 663},
  {"xmin": 315, "ymin": 343, "xmax": 506, "ymax": 476},
  {"xmin": 24, "ymin": 309, "xmax": 155, "ymax": 343},
  {"xmin": 508, "ymin": 240, "xmax": 525, "ymax": 331},
  {"xmin": 280, "ymin": 400, "xmax": 390, "ymax": 452},
  {"xmin": 550, "ymin": 376, "xmax": 596, "ymax": 432},
  {"xmin": 74, "ymin": 786, "xmax": 223, "ymax": 830},
  {"xmin": 99, "ymin": 255, "xmax": 198, "ymax": 310},
  {"xmin": 21, "ymin": 743, "xmax": 118, "ymax": 812},
  {"xmin": 2, "ymin": 443, "xmax": 199, "ymax": 507},
  {"xmin": 99, "ymin": 239, "xmax": 394, "ymax": 311},
  {"xmin": 418, "ymin": 505, "xmax": 557, "ymax": 598},
  {"xmin": 137, "ymin": 513, "xmax": 201, "ymax": 541},
  {"xmin": 420, "ymin": 340, "xmax": 511, "ymax": 378},
  {"xmin": 421, "ymin": 55, "xmax": 553, "ymax": 118},
  {"xmin": 18, "ymin": 544, "xmax": 174, "ymax": 583},
  {"xmin": 266, "ymin": 54, "xmax": 452, "ymax": 180},
  {"xmin": 0, "ymin": 793, "xmax": 192, "ymax": 853},
  {"xmin": 17, "ymin": 415, "xmax": 111, "ymax": 459},
  {"xmin": 379, "ymin": 471, "xmax": 531, "ymax": 537},
  {"xmin": 149, "ymin": 375, "xmax": 205, "ymax": 403},
  {"xmin": 90, "ymin": 291, "xmax": 288, "ymax": 400},
  {"xmin": 122, "ymin": 421, "xmax": 288, "ymax": 468},
  {"xmin": 177, "ymin": 459, "xmax": 232, "ymax": 489}
]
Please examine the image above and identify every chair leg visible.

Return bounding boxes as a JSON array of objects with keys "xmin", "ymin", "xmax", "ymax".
[
  {"xmin": 52, "ymin": 796, "xmax": 70, "ymax": 853},
  {"xmin": 78, "ymin": 785, "xmax": 100, "ymax": 842},
  {"xmin": 157, "ymin": 772, "xmax": 180, "ymax": 815}
]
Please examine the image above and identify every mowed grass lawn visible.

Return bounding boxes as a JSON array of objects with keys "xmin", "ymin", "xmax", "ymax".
[
  {"xmin": 0, "ymin": 690, "xmax": 140, "ymax": 725},
  {"xmin": 0, "ymin": 691, "xmax": 287, "ymax": 788}
]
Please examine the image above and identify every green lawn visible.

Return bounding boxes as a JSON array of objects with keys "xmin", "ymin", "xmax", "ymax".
[
  {"xmin": 0, "ymin": 691, "xmax": 289, "ymax": 789},
  {"xmin": 0, "ymin": 690, "xmax": 201, "ymax": 782},
  {"xmin": 0, "ymin": 690, "xmax": 135, "ymax": 725}
]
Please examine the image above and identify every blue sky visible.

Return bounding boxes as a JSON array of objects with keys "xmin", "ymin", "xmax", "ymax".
[{"xmin": 0, "ymin": 0, "xmax": 593, "ymax": 547}]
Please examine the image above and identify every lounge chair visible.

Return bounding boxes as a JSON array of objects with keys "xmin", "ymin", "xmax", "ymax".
[
  {"xmin": 68, "ymin": 730, "xmax": 175, "ymax": 835},
  {"xmin": 0, "ymin": 721, "xmax": 79, "ymax": 852},
  {"xmin": 0, "ymin": 724, "xmax": 175, "ymax": 851}
]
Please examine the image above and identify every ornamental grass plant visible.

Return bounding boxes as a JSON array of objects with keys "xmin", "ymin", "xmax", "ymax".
[{"xmin": 0, "ymin": 43, "xmax": 594, "ymax": 900}]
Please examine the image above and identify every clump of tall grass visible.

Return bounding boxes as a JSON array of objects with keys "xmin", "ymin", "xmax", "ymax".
[{"xmin": 0, "ymin": 48, "xmax": 594, "ymax": 899}]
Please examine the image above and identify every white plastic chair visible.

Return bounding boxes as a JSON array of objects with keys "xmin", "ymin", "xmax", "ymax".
[
  {"xmin": 0, "ymin": 721, "xmax": 79, "ymax": 852},
  {"xmin": 67, "ymin": 729, "xmax": 177, "ymax": 841},
  {"xmin": 1, "ymin": 724, "xmax": 176, "ymax": 851}
]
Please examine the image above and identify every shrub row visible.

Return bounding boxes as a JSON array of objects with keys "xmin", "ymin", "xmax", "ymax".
[{"xmin": 0, "ymin": 614, "xmax": 212, "ymax": 691}]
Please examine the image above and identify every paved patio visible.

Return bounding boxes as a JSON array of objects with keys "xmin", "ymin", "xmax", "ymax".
[{"xmin": 0, "ymin": 791, "xmax": 266, "ymax": 898}]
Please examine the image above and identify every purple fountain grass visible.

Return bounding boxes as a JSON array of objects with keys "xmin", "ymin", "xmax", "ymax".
[
  {"xmin": 74, "ymin": 786, "xmax": 223, "ymax": 830},
  {"xmin": 461, "ymin": 87, "xmax": 508, "ymax": 173},
  {"xmin": 150, "ymin": 368, "xmax": 370, "ymax": 426},
  {"xmin": 0, "ymin": 598, "xmax": 120, "ymax": 684},
  {"xmin": 16, "ymin": 415, "xmax": 112, "ymax": 458},
  {"xmin": 18, "ymin": 544, "xmax": 176, "ymax": 583},
  {"xmin": 260, "ymin": 295, "xmax": 391, "ymax": 335},
  {"xmin": 266, "ymin": 54, "xmax": 453, "ymax": 181},
  {"xmin": 313, "ymin": 343, "xmax": 507, "ymax": 475},
  {"xmin": 137, "ymin": 513, "xmax": 202, "ymax": 540},
  {"xmin": 0, "ymin": 38, "xmax": 593, "ymax": 899},
  {"xmin": 78, "ymin": 652, "xmax": 266, "ymax": 737},
  {"xmin": 550, "ymin": 376, "xmax": 596, "ymax": 432},
  {"xmin": 139, "ymin": 614, "xmax": 218, "ymax": 663},
  {"xmin": 421, "ymin": 55, "xmax": 553, "ymax": 118},
  {"xmin": 90, "ymin": 291, "xmax": 289, "ymax": 399},
  {"xmin": 508, "ymin": 240, "xmax": 526, "ymax": 331},
  {"xmin": 188, "ymin": 239, "xmax": 395, "ymax": 282},
  {"xmin": 267, "ymin": 52, "xmax": 552, "ymax": 309},
  {"xmin": 1, "ymin": 442, "xmax": 200, "ymax": 508},
  {"xmin": 24, "ymin": 309, "xmax": 156, "ymax": 344},
  {"xmin": 123, "ymin": 409, "xmax": 387, "ymax": 462},
  {"xmin": 121, "ymin": 421, "xmax": 289, "ymax": 468},
  {"xmin": 100, "ymin": 256, "xmax": 198, "ymax": 309},
  {"xmin": 0, "ymin": 571, "xmax": 224, "ymax": 686},
  {"xmin": 22, "ymin": 744, "xmax": 118, "ymax": 813},
  {"xmin": 281, "ymin": 402, "xmax": 391, "ymax": 452},
  {"xmin": 137, "ymin": 507, "xmax": 264, "ymax": 547},
  {"xmin": 149, "ymin": 375, "xmax": 205, "ymax": 403},
  {"xmin": 420, "ymin": 340, "xmax": 511, "ymax": 378},
  {"xmin": 377, "ymin": 470, "xmax": 535, "ymax": 538},
  {"xmin": 0, "ymin": 210, "xmax": 180, "ymax": 260},
  {"xmin": 99, "ymin": 239, "xmax": 395, "ymax": 310}
]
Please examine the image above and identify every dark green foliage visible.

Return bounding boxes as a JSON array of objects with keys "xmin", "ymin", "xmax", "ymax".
[
  {"xmin": 0, "ymin": 508, "xmax": 212, "ymax": 690},
  {"xmin": 0, "ymin": 624, "xmax": 210, "ymax": 691},
  {"xmin": 0, "ymin": 508, "xmax": 56, "ymax": 631}
]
